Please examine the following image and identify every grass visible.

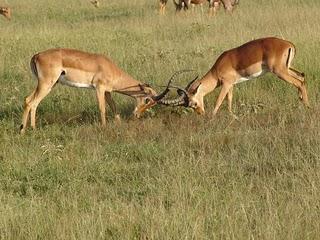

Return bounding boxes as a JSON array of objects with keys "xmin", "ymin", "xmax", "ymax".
[{"xmin": 1, "ymin": 0, "xmax": 320, "ymax": 239}]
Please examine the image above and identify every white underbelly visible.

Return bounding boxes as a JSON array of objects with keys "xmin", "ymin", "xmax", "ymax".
[
  {"xmin": 58, "ymin": 68, "xmax": 96, "ymax": 89},
  {"xmin": 58, "ymin": 76, "xmax": 95, "ymax": 88},
  {"xmin": 234, "ymin": 70, "xmax": 265, "ymax": 84}
]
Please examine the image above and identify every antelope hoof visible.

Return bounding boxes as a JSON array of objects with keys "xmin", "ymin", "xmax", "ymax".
[{"xmin": 20, "ymin": 125, "xmax": 26, "ymax": 135}]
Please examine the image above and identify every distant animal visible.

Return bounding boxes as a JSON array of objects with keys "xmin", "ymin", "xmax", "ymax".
[
  {"xmin": 158, "ymin": 37, "xmax": 309, "ymax": 116},
  {"xmin": 90, "ymin": 0, "xmax": 100, "ymax": 8},
  {"xmin": 208, "ymin": 0, "xmax": 239, "ymax": 15},
  {"xmin": 173, "ymin": 0, "xmax": 207, "ymax": 12},
  {"xmin": 171, "ymin": 0, "xmax": 239, "ymax": 15},
  {"xmin": 159, "ymin": 0, "xmax": 168, "ymax": 14},
  {"xmin": 20, "ymin": 48, "xmax": 177, "ymax": 133},
  {"xmin": 0, "ymin": 6, "xmax": 11, "ymax": 20}
]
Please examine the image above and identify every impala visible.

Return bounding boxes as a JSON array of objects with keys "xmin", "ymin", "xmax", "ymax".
[
  {"xmin": 172, "ymin": 0, "xmax": 238, "ymax": 15},
  {"xmin": 90, "ymin": 0, "xmax": 100, "ymax": 8},
  {"xmin": 0, "ymin": 6, "xmax": 11, "ymax": 20},
  {"xmin": 159, "ymin": 0, "xmax": 168, "ymax": 14},
  {"xmin": 20, "ymin": 48, "xmax": 175, "ymax": 134},
  {"xmin": 208, "ymin": 0, "xmax": 239, "ymax": 14},
  {"xmin": 158, "ymin": 37, "xmax": 309, "ymax": 116},
  {"xmin": 173, "ymin": 0, "xmax": 207, "ymax": 12}
]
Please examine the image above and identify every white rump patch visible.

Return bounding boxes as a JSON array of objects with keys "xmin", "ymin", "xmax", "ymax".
[{"xmin": 235, "ymin": 70, "xmax": 264, "ymax": 84}]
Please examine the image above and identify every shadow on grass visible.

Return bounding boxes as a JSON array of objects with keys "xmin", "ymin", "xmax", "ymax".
[{"xmin": 0, "ymin": 102, "xmax": 137, "ymax": 130}]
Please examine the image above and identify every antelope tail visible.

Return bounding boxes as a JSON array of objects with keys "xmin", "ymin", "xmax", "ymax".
[
  {"xmin": 286, "ymin": 47, "xmax": 293, "ymax": 69},
  {"xmin": 30, "ymin": 54, "xmax": 39, "ymax": 80},
  {"xmin": 287, "ymin": 47, "xmax": 305, "ymax": 83}
]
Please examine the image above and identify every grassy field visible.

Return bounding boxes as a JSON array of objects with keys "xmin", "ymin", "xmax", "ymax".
[{"xmin": 1, "ymin": 0, "xmax": 320, "ymax": 239}]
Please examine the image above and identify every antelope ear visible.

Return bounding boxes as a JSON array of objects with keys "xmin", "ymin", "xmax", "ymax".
[
  {"xmin": 140, "ymin": 85, "xmax": 154, "ymax": 95},
  {"xmin": 189, "ymin": 82, "xmax": 201, "ymax": 95},
  {"xmin": 185, "ymin": 75, "xmax": 199, "ymax": 90}
]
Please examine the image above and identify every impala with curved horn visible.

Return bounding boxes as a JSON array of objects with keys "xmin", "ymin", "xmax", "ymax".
[
  {"xmin": 0, "ymin": 6, "xmax": 11, "ymax": 20},
  {"xmin": 158, "ymin": 37, "xmax": 309, "ymax": 116},
  {"xmin": 20, "ymin": 48, "xmax": 176, "ymax": 133}
]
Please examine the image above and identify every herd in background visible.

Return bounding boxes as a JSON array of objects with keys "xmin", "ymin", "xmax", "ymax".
[
  {"xmin": 1, "ymin": 1, "xmax": 310, "ymax": 134},
  {"xmin": 0, "ymin": 0, "xmax": 239, "ymax": 21},
  {"xmin": 160, "ymin": 0, "xmax": 239, "ymax": 15}
]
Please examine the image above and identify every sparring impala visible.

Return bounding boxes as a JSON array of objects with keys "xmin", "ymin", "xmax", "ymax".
[
  {"xmin": 158, "ymin": 37, "xmax": 309, "ymax": 116},
  {"xmin": 20, "ymin": 48, "xmax": 176, "ymax": 134},
  {"xmin": 0, "ymin": 6, "xmax": 11, "ymax": 20}
]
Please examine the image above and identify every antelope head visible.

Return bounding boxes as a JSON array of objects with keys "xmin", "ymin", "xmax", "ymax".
[
  {"xmin": 0, "ymin": 7, "xmax": 11, "ymax": 20},
  {"xmin": 133, "ymin": 84, "xmax": 163, "ymax": 118}
]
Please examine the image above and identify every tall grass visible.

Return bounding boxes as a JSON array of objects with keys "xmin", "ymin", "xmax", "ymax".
[{"xmin": 1, "ymin": 0, "xmax": 320, "ymax": 239}]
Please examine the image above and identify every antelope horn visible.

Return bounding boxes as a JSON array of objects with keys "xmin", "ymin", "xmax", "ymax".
[
  {"xmin": 157, "ymin": 75, "xmax": 199, "ymax": 107},
  {"xmin": 158, "ymin": 91, "xmax": 189, "ymax": 107},
  {"xmin": 152, "ymin": 70, "xmax": 194, "ymax": 101},
  {"xmin": 157, "ymin": 85, "xmax": 190, "ymax": 107}
]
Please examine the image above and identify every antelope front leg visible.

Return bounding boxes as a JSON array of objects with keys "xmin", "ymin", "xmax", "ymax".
[
  {"xmin": 213, "ymin": 83, "xmax": 233, "ymax": 116},
  {"xmin": 96, "ymin": 87, "xmax": 107, "ymax": 127},
  {"xmin": 105, "ymin": 92, "xmax": 120, "ymax": 122},
  {"xmin": 226, "ymin": 86, "xmax": 238, "ymax": 119}
]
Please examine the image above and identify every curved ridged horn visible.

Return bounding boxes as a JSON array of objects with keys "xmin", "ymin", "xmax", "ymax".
[
  {"xmin": 157, "ymin": 75, "xmax": 199, "ymax": 107},
  {"xmin": 157, "ymin": 86, "xmax": 189, "ymax": 107},
  {"xmin": 158, "ymin": 94, "xmax": 188, "ymax": 106},
  {"xmin": 152, "ymin": 70, "xmax": 194, "ymax": 101}
]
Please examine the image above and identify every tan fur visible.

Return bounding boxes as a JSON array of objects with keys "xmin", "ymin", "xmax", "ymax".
[
  {"xmin": 159, "ymin": 0, "xmax": 168, "ymax": 14},
  {"xmin": 172, "ymin": 0, "xmax": 238, "ymax": 15},
  {"xmin": 208, "ymin": 0, "xmax": 239, "ymax": 15},
  {"xmin": 184, "ymin": 37, "xmax": 309, "ymax": 116},
  {"xmin": 90, "ymin": 0, "xmax": 99, "ymax": 8},
  {"xmin": 20, "ymin": 49, "xmax": 160, "ymax": 133},
  {"xmin": 0, "ymin": 6, "xmax": 11, "ymax": 20},
  {"xmin": 174, "ymin": 0, "xmax": 207, "ymax": 12}
]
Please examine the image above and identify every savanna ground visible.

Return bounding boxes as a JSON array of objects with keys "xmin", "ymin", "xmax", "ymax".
[{"xmin": 1, "ymin": 0, "xmax": 320, "ymax": 239}]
